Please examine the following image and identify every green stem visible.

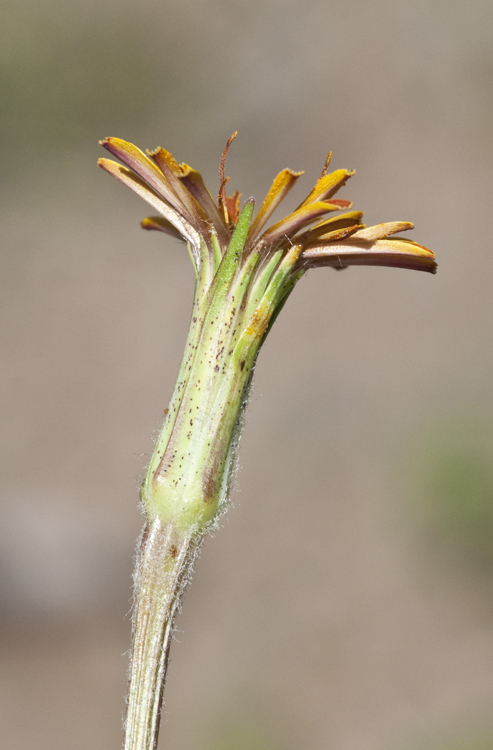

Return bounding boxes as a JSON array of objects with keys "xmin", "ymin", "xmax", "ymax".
[
  {"xmin": 124, "ymin": 519, "xmax": 200, "ymax": 750},
  {"xmin": 124, "ymin": 214, "xmax": 304, "ymax": 749}
]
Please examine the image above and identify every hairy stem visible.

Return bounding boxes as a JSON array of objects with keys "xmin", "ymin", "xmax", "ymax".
[{"xmin": 124, "ymin": 518, "xmax": 201, "ymax": 750}]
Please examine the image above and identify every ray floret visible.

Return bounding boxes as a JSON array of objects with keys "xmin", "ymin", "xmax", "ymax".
[{"xmin": 99, "ymin": 135, "xmax": 436, "ymax": 274}]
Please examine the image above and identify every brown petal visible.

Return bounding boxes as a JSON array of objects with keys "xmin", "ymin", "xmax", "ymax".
[
  {"xmin": 224, "ymin": 191, "xmax": 242, "ymax": 226},
  {"xmin": 300, "ymin": 237, "xmax": 437, "ymax": 273}
]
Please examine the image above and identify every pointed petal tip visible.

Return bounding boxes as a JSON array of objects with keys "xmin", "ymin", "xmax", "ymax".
[{"xmin": 100, "ymin": 136, "xmax": 126, "ymax": 149}]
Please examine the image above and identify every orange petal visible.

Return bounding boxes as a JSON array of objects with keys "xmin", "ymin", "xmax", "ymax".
[
  {"xmin": 350, "ymin": 221, "xmax": 414, "ymax": 241},
  {"xmin": 297, "ymin": 169, "xmax": 355, "ymax": 209},
  {"xmin": 98, "ymin": 158, "xmax": 199, "ymax": 247},
  {"xmin": 247, "ymin": 169, "xmax": 304, "ymax": 245},
  {"xmin": 300, "ymin": 237, "xmax": 437, "ymax": 273}
]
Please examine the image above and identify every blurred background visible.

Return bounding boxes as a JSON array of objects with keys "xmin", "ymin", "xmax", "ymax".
[{"xmin": 1, "ymin": 0, "xmax": 493, "ymax": 748}]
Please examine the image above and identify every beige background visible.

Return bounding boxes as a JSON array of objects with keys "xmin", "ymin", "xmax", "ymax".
[{"xmin": 1, "ymin": 0, "xmax": 493, "ymax": 748}]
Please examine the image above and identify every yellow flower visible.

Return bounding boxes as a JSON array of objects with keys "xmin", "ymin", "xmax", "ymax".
[{"xmin": 98, "ymin": 134, "xmax": 436, "ymax": 275}]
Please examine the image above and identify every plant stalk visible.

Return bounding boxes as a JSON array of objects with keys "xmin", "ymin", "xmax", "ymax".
[{"xmin": 124, "ymin": 518, "xmax": 200, "ymax": 750}]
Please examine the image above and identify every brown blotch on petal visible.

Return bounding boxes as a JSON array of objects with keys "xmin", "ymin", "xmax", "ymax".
[
  {"xmin": 224, "ymin": 191, "xmax": 242, "ymax": 227},
  {"xmin": 324, "ymin": 198, "xmax": 352, "ymax": 210}
]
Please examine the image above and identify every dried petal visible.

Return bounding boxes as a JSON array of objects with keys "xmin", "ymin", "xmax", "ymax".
[
  {"xmin": 247, "ymin": 169, "xmax": 304, "ymax": 245},
  {"xmin": 297, "ymin": 169, "xmax": 355, "ymax": 209},
  {"xmin": 296, "ymin": 211, "xmax": 365, "ymax": 243},
  {"xmin": 259, "ymin": 201, "xmax": 348, "ymax": 248},
  {"xmin": 98, "ymin": 158, "xmax": 199, "ymax": 248},
  {"xmin": 350, "ymin": 221, "xmax": 414, "ymax": 241},
  {"xmin": 148, "ymin": 147, "xmax": 208, "ymax": 230},
  {"xmin": 224, "ymin": 191, "xmax": 242, "ymax": 227},
  {"xmin": 100, "ymin": 138, "xmax": 189, "ymax": 219},
  {"xmin": 307, "ymin": 225, "xmax": 365, "ymax": 243},
  {"xmin": 141, "ymin": 216, "xmax": 187, "ymax": 241},
  {"xmin": 178, "ymin": 166, "xmax": 230, "ymax": 246},
  {"xmin": 301, "ymin": 237, "xmax": 437, "ymax": 273}
]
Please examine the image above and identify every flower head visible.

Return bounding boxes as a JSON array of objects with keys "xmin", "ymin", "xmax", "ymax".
[
  {"xmin": 98, "ymin": 135, "xmax": 436, "ymax": 277},
  {"xmin": 99, "ymin": 135, "xmax": 437, "ymax": 750},
  {"xmin": 99, "ymin": 134, "xmax": 436, "ymax": 531}
]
